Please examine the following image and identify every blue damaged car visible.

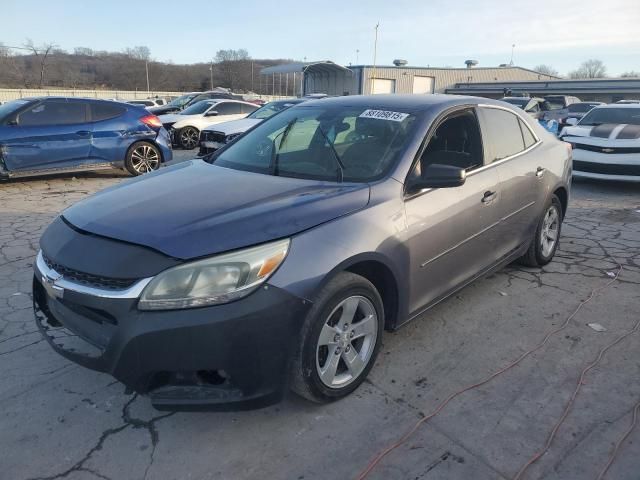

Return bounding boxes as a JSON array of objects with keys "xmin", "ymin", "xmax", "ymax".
[
  {"xmin": 33, "ymin": 95, "xmax": 571, "ymax": 410},
  {"xmin": 0, "ymin": 97, "xmax": 172, "ymax": 179}
]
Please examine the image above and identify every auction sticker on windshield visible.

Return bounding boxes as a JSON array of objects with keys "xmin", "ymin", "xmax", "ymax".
[{"xmin": 359, "ymin": 109, "xmax": 409, "ymax": 122}]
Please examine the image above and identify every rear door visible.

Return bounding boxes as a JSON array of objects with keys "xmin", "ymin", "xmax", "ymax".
[
  {"xmin": 404, "ymin": 107, "xmax": 503, "ymax": 315},
  {"xmin": 2, "ymin": 99, "xmax": 91, "ymax": 171},
  {"xmin": 213, "ymin": 102, "xmax": 247, "ymax": 122},
  {"xmin": 477, "ymin": 106, "xmax": 543, "ymax": 254}
]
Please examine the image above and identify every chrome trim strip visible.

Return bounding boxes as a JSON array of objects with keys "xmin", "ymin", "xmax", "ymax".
[
  {"xmin": 501, "ymin": 200, "xmax": 536, "ymax": 222},
  {"xmin": 467, "ymin": 141, "xmax": 542, "ymax": 177},
  {"xmin": 35, "ymin": 251, "xmax": 152, "ymax": 299}
]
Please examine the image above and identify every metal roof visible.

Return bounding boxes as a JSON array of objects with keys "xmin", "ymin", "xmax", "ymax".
[
  {"xmin": 447, "ymin": 78, "xmax": 640, "ymax": 95},
  {"xmin": 260, "ymin": 61, "xmax": 352, "ymax": 75}
]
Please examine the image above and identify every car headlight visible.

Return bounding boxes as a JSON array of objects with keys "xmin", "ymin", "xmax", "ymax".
[{"xmin": 138, "ymin": 239, "xmax": 289, "ymax": 311}]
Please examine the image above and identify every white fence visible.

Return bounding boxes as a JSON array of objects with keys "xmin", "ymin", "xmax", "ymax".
[{"xmin": 0, "ymin": 88, "xmax": 293, "ymax": 103}]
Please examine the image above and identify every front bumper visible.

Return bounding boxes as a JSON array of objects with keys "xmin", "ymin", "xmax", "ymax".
[
  {"xmin": 33, "ymin": 252, "xmax": 310, "ymax": 410},
  {"xmin": 572, "ymin": 149, "xmax": 640, "ymax": 182}
]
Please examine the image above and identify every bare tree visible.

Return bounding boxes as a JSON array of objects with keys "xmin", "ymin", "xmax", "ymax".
[
  {"xmin": 24, "ymin": 39, "xmax": 57, "ymax": 88},
  {"xmin": 620, "ymin": 71, "xmax": 640, "ymax": 78},
  {"xmin": 569, "ymin": 59, "xmax": 607, "ymax": 79},
  {"xmin": 533, "ymin": 64, "xmax": 559, "ymax": 77},
  {"xmin": 215, "ymin": 49, "xmax": 251, "ymax": 89}
]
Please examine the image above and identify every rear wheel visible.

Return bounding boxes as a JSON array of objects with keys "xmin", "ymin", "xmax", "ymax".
[
  {"xmin": 290, "ymin": 272, "xmax": 384, "ymax": 403},
  {"xmin": 179, "ymin": 126, "xmax": 199, "ymax": 149},
  {"xmin": 124, "ymin": 141, "xmax": 161, "ymax": 176},
  {"xmin": 519, "ymin": 194, "xmax": 563, "ymax": 267}
]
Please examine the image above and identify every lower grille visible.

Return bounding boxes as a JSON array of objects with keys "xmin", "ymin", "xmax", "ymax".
[
  {"xmin": 574, "ymin": 160, "xmax": 640, "ymax": 176},
  {"xmin": 42, "ymin": 253, "xmax": 136, "ymax": 291},
  {"xmin": 573, "ymin": 143, "xmax": 640, "ymax": 154}
]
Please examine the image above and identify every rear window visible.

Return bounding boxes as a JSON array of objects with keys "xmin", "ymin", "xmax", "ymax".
[
  {"xmin": 480, "ymin": 107, "xmax": 527, "ymax": 162},
  {"xmin": 0, "ymin": 99, "xmax": 30, "ymax": 121},
  {"xmin": 91, "ymin": 102, "xmax": 126, "ymax": 122},
  {"xmin": 580, "ymin": 107, "xmax": 640, "ymax": 126},
  {"xmin": 568, "ymin": 103, "xmax": 599, "ymax": 113},
  {"xmin": 502, "ymin": 98, "xmax": 529, "ymax": 108}
]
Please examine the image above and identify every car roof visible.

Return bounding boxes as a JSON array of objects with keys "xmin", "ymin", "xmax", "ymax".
[
  {"xmin": 297, "ymin": 94, "xmax": 497, "ymax": 112},
  {"xmin": 592, "ymin": 103, "xmax": 640, "ymax": 109}
]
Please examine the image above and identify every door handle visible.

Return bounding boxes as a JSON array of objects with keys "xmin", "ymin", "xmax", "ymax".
[
  {"xmin": 481, "ymin": 190, "xmax": 497, "ymax": 204},
  {"xmin": 536, "ymin": 166, "xmax": 546, "ymax": 178},
  {"xmin": 76, "ymin": 130, "xmax": 91, "ymax": 137}
]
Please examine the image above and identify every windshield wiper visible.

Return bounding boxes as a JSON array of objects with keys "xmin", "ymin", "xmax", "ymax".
[
  {"xmin": 270, "ymin": 117, "xmax": 297, "ymax": 176},
  {"xmin": 317, "ymin": 125, "xmax": 346, "ymax": 182}
]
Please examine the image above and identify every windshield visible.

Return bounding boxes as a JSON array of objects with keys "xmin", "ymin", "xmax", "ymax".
[
  {"xmin": 166, "ymin": 94, "xmax": 198, "ymax": 108},
  {"xmin": 248, "ymin": 101, "xmax": 302, "ymax": 120},
  {"xmin": 580, "ymin": 107, "xmax": 640, "ymax": 126},
  {"xmin": 0, "ymin": 99, "xmax": 30, "ymax": 120},
  {"xmin": 502, "ymin": 98, "xmax": 528, "ymax": 108},
  {"xmin": 181, "ymin": 100, "xmax": 215, "ymax": 115},
  {"xmin": 212, "ymin": 105, "xmax": 417, "ymax": 182},
  {"xmin": 568, "ymin": 103, "xmax": 599, "ymax": 113},
  {"xmin": 545, "ymin": 97, "xmax": 567, "ymax": 110}
]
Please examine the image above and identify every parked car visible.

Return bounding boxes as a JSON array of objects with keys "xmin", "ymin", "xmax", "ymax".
[
  {"xmin": 558, "ymin": 101, "xmax": 605, "ymax": 131},
  {"xmin": 0, "ymin": 97, "xmax": 172, "ymax": 179},
  {"xmin": 127, "ymin": 98, "xmax": 168, "ymax": 108},
  {"xmin": 500, "ymin": 97, "xmax": 548, "ymax": 119},
  {"xmin": 615, "ymin": 99, "xmax": 640, "ymax": 104},
  {"xmin": 159, "ymin": 99, "xmax": 258, "ymax": 149},
  {"xmin": 149, "ymin": 91, "xmax": 244, "ymax": 116},
  {"xmin": 34, "ymin": 94, "xmax": 571, "ymax": 410},
  {"xmin": 560, "ymin": 103, "xmax": 640, "ymax": 181},
  {"xmin": 541, "ymin": 95, "xmax": 582, "ymax": 124},
  {"xmin": 198, "ymin": 98, "xmax": 307, "ymax": 155}
]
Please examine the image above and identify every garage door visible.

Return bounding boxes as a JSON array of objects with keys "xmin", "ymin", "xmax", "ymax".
[
  {"xmin": 413, "ymin": 76, "xmax": 434, "ymax": 94},
  {"xmin": 371, "ymin": 78, "xmax": 395, "ymax": 94}
]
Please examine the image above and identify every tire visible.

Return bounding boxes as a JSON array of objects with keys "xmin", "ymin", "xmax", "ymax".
[
  {"xmin": 519, "ymin": 194, "xmax": 563, "ymax": 267},
  {"xmin": 290, "ymin": 272, "xmax": 384, "ymax": 403},
  {"xmin": 178, "ymin": 126, "xmax": 199, "ymax": 149},
  {"xmin": 124, "ymin": 141, "xmax": 161, "ymax": 176}
]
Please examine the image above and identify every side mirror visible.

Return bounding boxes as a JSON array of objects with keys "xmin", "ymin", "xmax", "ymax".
[
  {"xmin": 205, "ymin": 110, "xmax": 219, "ymax": 117},
  {"xmin": 411, "ymin": 163, "xmax": 466, "ymax": 191},
  {"xmin": 565, "ymin": 117, "xmax": 578, "ymax": 126}
]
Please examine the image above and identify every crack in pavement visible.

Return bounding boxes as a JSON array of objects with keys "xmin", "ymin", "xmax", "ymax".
[{"xmin": 25, "ymin": 395, "xmax": 176, "ymax": 480}]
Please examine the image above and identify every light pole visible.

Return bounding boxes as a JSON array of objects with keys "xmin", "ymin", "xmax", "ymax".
[
  {"xmin": 145, "ymin": 60, "xmax": 150, "ymax": 93},
  {"xmin": 371, "ymin": 23, "xmax": 379, "ymax": 94},
  {"xmin": 510, "ymin": 44, "xmax": 515, "ymax": 66},
  {"xmin": 210, "ymin": 60, "xmax": 214, "ymax": 90},
  {"xmin": 356, "ymin": 49, "xmax": 359, "ymax": 64}
]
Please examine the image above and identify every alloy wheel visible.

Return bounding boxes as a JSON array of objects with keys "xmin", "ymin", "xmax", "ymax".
[
  {"xmin": 316, "ymin": 295, "xmax": 378, "ymax": 388},
  {"xmin": 130, "ymin": 145, "xmax": 160, "ymax": 174},
  {"xmin": 180, "ymin": 127, "xmax": 199, "ymax": 149},
  {"xmin": 541, "ymin": 206, "xmax": 560, "ymax": 257}
]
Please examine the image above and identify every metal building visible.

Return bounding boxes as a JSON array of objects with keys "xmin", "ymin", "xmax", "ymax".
[
  {"xmin": 260, "ymin": 60, "xmax": 559, "ymax": 96},
  {"xmin": 446, "ymin": 78, "xmax": 640, "ymax": 103}
]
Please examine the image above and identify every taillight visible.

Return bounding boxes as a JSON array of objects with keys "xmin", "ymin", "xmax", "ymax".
[{"xmin": 140, "ymin": 115, "xmax": 163, "ymax": 129}]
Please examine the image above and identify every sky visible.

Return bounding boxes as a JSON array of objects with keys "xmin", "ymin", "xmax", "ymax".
[{"xmin": 2, "ymin": 0, "xmax": 640, "ymax": 76}]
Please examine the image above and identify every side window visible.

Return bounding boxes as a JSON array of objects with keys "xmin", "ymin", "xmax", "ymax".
[
  {"xmin": 480, "ymin": 108, "xmax": 526, "ymax": 162},
  {"xmin": 241, "ymin": 103, "xmax": 259, "ymax": 114},
  {"xmin": 215, "ymin": 102, "xmax": 243, "ymax": 115},
  {"xmin": 529, "ymin": 103, "xmax": 540, "ymax": 113},
  {"xmin": 91, "ymin": 102, "xmax": 126, "ymax": 122},
  {"xmin": 519, "ymin": 118, "xmax": 537, "ymax": 149},
  {"xmin": 412, "ymin": 109, "xmax": 484, "ymax": 182},
  {"xmin": 18, "ymin": 100, "xmax": 87, "ymax": 126}
]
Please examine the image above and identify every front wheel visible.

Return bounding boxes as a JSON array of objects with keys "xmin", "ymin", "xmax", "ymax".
[
  {"xmin": 519, "ymin": 194, "xmax": 563, "ymax": 267},
  {"xmin": 290, "ymin": 272, "xmax": 384, "ymax": 403},
  {"xmin": 178, "ymin": 126, "xmax": 199, "ymax": 149},
  {"xmin": 124, "ymin": 141, "xmax": 161, "ymax": 176}
]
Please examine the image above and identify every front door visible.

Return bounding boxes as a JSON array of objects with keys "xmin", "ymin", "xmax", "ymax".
[
  {"xmin": 2, "ymin": 99, "xmax": 91, "ymax": 172},
  {"xmin": 403, "ymin": 108, "xmax": 503, "ymax": 316}
]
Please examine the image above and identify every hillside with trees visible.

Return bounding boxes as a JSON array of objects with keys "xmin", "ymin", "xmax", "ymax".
[{"xmin": 0, "ymin": 43, "xmax": 291, "ymax": 94}]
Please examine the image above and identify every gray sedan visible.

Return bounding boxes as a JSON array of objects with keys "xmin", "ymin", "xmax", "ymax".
[{"xmin": 34, "ymin": 94, "xmax": 572, "ymax": 409}]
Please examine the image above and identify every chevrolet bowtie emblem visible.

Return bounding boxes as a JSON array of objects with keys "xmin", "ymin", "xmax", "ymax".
[
  {"xmin": 601, "ymin": 148, "xmax": 615, "ymax": 153},
  {"xmin": 42, "ymin": 271, "xmax": 64, "ymax": 299}
]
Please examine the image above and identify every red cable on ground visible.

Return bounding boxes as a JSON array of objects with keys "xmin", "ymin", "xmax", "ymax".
[
  {"xmin": 595, "ymin": 399, "xmax": 640, "ymax": 480},
  {"xmin": 355, "ymin": 264, "xmax": 623, "ymax": 480},
  {"xmin": 513, "ymin": 316, "xmax": 640, "ymax": 480}
]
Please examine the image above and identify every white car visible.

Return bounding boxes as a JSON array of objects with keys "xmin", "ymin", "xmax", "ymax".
[
  {"xmin": 159, "ymin": 99, "xmax": 259, "ymax": 149},
  {"xmin": 198, "ymin": 99, "xmax": 306, "ymax": 155},
  {"xmin": 560, "ymin": 104, "xmax": 640, "ymax": 181}
]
